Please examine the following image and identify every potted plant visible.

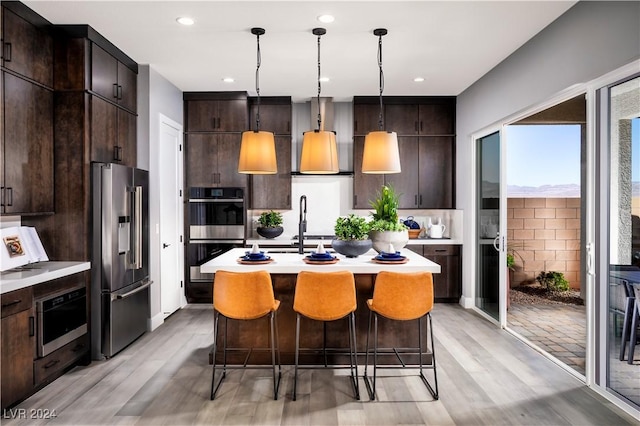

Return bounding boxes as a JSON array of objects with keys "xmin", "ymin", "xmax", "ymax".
[
  {"xmin": 368, "ymin": 184, "xmax": 409, "ymax": 253},
  {"xmin": 256, "ymin": 210, "xmax": 284, "ymax": 239},
  {"xmin": 331, "ymin": 214, "xmax": 372, "ymax": 257}
]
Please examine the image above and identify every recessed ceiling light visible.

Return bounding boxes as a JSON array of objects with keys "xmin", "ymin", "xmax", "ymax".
[
  {"xmin": 222, "ymin": 77, "xmax": 235, "ymax": 83},
  {"xmin": 317, "ymin": 14, "xmax": 335, "ymax": 24},
  {"xmin": 176, "ymin": 17, "xmax": 194, "ymax": 26},
  {"xmin": 414, "ymin": 77, "xmax": 425, "ymax": 82},
  {"xmin": 319, "ymin": 77, "xmax": 330, "ymax": 83}
]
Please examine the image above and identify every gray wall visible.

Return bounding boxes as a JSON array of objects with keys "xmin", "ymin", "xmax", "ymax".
[
  {"xmin": 137, "ymin": 65, "xmax": 184, "ymax": 329},
  {"xmin": 456, "ymin": 1, "xmax": 640, "ymax": 304}
]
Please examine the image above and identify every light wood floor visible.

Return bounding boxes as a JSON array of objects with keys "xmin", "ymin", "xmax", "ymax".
[{"xmin": 4, "ymin": 304, "xmax": 637, "ymax": 425}]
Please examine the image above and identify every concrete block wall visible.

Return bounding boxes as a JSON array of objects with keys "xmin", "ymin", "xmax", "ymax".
[{"xmin": 506, "ymin": 197, "xmax": 581, "ymax": 289}]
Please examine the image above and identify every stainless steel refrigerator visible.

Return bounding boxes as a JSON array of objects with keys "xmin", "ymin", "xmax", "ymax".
[{"xmin": 91, "ymin": 162, "xmax": 150, "ymax": 360}]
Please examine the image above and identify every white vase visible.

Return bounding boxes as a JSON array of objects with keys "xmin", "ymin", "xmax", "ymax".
[{"xmin": 369, "ymin": 229, "xmax": 409, "ymax": 253}]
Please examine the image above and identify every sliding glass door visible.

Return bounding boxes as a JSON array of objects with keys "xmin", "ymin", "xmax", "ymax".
[{"xmin": 476, "ymin": 131, "xmax": 504, "ymax": 321}]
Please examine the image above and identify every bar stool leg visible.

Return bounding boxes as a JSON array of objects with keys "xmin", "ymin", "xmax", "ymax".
[
  {"xmin": 419, "ymin": 313, "xmax": 439, "ymax": 400},
  {"xmin": 348, "ymin": 312, "xmax": 360, "ymax": 400},
  {"xmin": 269, "ymin": 311, "xmax": 281, "ymax": 400},
  {"xmin": 211, "ymin": 311, "xmax": 224, "ymax": 400},
  {"xmin": 293, "ymin": 313, "xmax": 301, "ymax": 401},
  {"xmin": 363, "ymin": 309, "xmax": 375, "ymax": 400}
]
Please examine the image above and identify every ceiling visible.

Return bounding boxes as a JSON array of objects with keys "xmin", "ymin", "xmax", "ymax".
[{"xmin": 25, "ymin": 1, "xmax": 576, "ymax": 101}]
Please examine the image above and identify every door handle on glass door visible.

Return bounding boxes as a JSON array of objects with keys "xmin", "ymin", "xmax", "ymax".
[
  {"xmin": 163, "ymin": 243, "xmax": 171, "ymax": 248},
  {"xmin": 492, "ymin": 233, "xmax": 501, "ymax": 252}
]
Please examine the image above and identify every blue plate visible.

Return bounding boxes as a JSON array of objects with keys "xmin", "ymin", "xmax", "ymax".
[
  {"xmin": 245, "ymin": 251, "xmax": 266, "ymax": 259},
  {"xmin": 375, "ymin": 255, "xmax": 406, "ymax": 262},
  {"xmin": 241, "ymin": 255, "xmax": 270, "ymax": 262},
  {"xmin": 380, "ymin": 251, "xmax": 402, "ymax": 258},
  {"xmin": 305, "ymin": 255, "xmax": 336, "ymax": 262},
  {"xmin": 310, "ymin": 251, "xmax": 333, "ymax": 259}
]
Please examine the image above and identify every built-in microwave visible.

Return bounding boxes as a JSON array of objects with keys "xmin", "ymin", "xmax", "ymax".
[{"xmin": 35, "ymin": 285, "xmax": 87, "ymax": 357}]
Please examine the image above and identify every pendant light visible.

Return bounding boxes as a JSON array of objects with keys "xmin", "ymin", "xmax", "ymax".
[
  {"xmin": 362, "ymin": 28, "xmax": 401, "ymax": 174},
  {"xmin": 238, "ymin": 27, "xmax": 277, "ymax": 174},
  {"xmin": 300, "ymin": 28, "xmax": 339, "ymax": 174}
]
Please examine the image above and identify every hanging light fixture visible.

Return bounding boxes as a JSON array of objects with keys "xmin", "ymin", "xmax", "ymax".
[
  {"xmin": 300, "ymin": 28, "xmax": 339, "ymax": 174},
  {"xmin": 362, "ymin": 28, "xmax": 401, "ymax": 174},
  {"xmin": 238, "ymin": 27, "xmax": 277, "ymax": 174}
]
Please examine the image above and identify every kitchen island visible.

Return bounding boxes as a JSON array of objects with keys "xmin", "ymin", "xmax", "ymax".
[{"xmin": 201, "ymin": 248, "xmax": 440, "ymax": 365}]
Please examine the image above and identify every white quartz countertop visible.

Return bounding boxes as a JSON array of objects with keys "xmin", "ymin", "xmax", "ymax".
[
  {"xmin": 201, "ymin": 248, "xmax": 441, "ymax": 274},
  {"xmin": 246, "ymin": 237, "xmax": 462, "ymax": 246},
  {"xmin": 1, "ymin": 261, "xmax": 91, "ymax": 294}
]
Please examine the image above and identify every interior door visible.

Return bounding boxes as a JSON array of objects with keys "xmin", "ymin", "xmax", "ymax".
[
  {"xmin": 159, "ymin": 116, "xmax": 185, "ymax": 317},
  {"xmin": 476, "ymin": 131, "xmax": 504, "ymax": 321}
]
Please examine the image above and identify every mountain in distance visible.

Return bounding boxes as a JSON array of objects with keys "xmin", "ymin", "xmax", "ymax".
[{"xmin": 507, "ymin": 184, "xmax": 580, "ymax": 197}]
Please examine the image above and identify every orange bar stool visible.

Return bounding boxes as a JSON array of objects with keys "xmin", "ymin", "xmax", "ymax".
[
  {"xmin": 363, "ymin": 271, "xmax": 439, "ymax": 401},
  {"xmin": 293, "ymin": 270, "xmax": 360, "ymax": 401},
  {"xmin": 211, "ymin": 270, "xmax": 281, "ymax": 400}
]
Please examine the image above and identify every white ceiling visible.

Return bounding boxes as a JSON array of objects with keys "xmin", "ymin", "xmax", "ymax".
[{"xmin": 25, "ymin": 1, "xmax": 576, "ymax": 101}]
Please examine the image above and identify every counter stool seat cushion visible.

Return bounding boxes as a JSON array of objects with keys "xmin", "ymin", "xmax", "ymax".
[{"xmin": 293, "ymin": 270, "xmax": 357, "ymax": 321}]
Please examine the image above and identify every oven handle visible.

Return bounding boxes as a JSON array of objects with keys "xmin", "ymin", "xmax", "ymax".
[
  {"xmin": 113, "ymin": 280, "xmax": 152, "ymax": 301},
  {"xmin": 189, "ymin": 239, "xmax": 245, "ymax": 244},
  {"xmin": 188, "ymin": 198, "xmax": 244, "ymax": 203}
]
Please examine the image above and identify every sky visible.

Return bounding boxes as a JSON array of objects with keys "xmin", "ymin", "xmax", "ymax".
[{"xmin": 506, "ymin": 124, "xmax": 581, "ymax": 187}]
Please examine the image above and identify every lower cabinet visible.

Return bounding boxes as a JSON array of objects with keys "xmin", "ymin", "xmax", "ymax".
[
  {"xmin": 34, "ymin": 334, "xmax": 89, "ymax": 386},
  {"xmin": 1, "ymin": 287, "xmax": 35, "ymax": 409},
  {"xmin": 407, "ymin": 244, "xmax": 461, "ymax": 302}
]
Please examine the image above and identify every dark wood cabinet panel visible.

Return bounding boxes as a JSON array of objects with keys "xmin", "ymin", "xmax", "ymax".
[
  {"xmin": 250, "ymin": 135, "xmax": 292, "ymax": 209},
  {"xmin": 90, "ymin": 95, "xmax": 118, "ymax": 163},
  {"xmin": 118, "ymin": 108, "xmax": 137, "ymax": 167},
  {"xmin": 1, "ymin": 286, "xmax": 34, "ymax": 409},
  {"xmin": 419, "ymin": 136, "xmax": 454, "ymax": 208},
  {"xmin": 117, "ymin": 61, "xmax": 137, "ymax": 112},
  {"xmin": 186, "ymin": 99, "xmax": 247, "ymax": 132},
  {"xmin": 2, "ymin": 72, "xmax": 54, "ymax": 214},
  {"xmin": 249, "ymin": 102, "xmax": 291, "ymax": 135},
  {"xmin": 385, "ymin": 104, "xmax": 419, "ymax": 135},
  {"xmin": 352, "ymin": 136, "xmax": 384, "ymax": 208},
  {"xmin": 423, "ymin": 245, "xmax": 461, "ymax": 302},
  {"xmin": 419, "ymin": 103, "xmax": 455, "ymax": 135},
  {"xmin": 384, "ymin": 137, "xmax": 420, "ymax": 208},
  {"xmin": 1, "ymin": 7, "xmax": 53, "ymax": 87},
  {"xmin": 353, "ymin": 103, "xmax": 382, "ymax": 135},
  {"xmin": 90, "ymin": 43, "xmax": 118, "ymax": 102},
  {"xmin": 186, "ymin": 133, "xmax": 246, "ymax": 188},
  {"xmin": 34, "ymin": 333, "xmax": 89, "ymax": 386}
]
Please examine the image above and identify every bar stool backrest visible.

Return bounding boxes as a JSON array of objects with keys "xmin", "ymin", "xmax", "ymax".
[
  {"xmin": 294, "ymin": 270, "xmax": 356, "ymax": 321},
  {"xmin": 214, "ymin": 270, "xmax": 278, "ymax": 320},
  {"xmin": 369, "ymin": 271, "xmax": 434, "ymax": 321}
]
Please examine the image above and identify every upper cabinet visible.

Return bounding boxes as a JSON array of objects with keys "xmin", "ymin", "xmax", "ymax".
[
  {"xmin": 247, "ymin": 97, "xmax": 292, "ymax": 209},
  {"xmin": 353, "ymin": 97, "xmax": 456, "ymax": 209},
  {"xmin": 185, "ymin": 92, "xmax": 248, "ymax": 132},
  {"xmin": 91, "ymin": 44, "xmax": 137, "ymax": 112},
  {"xmin": 1, "ymin": 3, "xmax": 54, "ymax": 216},
  {"xmin": 1, "ymin": 6, "xmax": 53, "ymax": 87}
]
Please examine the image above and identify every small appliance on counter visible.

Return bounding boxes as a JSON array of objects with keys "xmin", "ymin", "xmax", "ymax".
[{"xmin": 91, "ymin": 162, "xmax": 150, "ymax": 360}]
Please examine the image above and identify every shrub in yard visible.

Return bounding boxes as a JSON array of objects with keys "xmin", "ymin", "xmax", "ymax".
[{"xmin": 536, "ymin": 271, "xmax": 570, "ymax": 292}]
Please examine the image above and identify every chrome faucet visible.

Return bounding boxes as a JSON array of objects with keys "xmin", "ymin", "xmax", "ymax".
[{"xmin": 298, "ymin": 195, "xmax": 307, "ymax": 254}]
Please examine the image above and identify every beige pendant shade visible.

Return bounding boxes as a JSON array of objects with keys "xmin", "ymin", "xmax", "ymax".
[
  {"xmin": 300, "ymin": 130, "xmax": 339, "ymax": 174},
  {"xmin": 238, "ymin": 130, "xmax": 277, "ymax": 174},
  {"xmin": 362, "ymin": 131, "xmax": 401, "ymax": 174}
]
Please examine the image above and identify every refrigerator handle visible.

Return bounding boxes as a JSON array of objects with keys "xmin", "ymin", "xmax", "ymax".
[{"xmin": 132, "ymin": 185, "xmax": 143, "ymax": 269}]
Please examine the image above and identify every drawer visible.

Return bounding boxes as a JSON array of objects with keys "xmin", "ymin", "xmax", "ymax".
[
  {"xmin": 34, "ymin": 333, "xmax": 89, "ymax": 386},
  {"xmin": 423, "ymin": 245, "xmax": 460, "ymax": 256},
  {"xmin": 1, "ymin": 286, "xmax": 33, "ymax": 318}
]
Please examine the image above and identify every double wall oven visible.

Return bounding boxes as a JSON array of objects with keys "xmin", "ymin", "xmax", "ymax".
[{"xmin": 187, "ymin": 187, "xmax": 245, "ymax": 302}]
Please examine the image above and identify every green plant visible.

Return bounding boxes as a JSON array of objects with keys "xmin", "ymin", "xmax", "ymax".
[
  {"xmin": 334, "ymin": 214, "xmax": 370, "ymax": 241},
  {"xmin": 536, "ymin": 271, "xmax": 570, "ymax": 292},
  {"xmin": 506, "ymin": 253, "xmax": 515, "ymax": 270},
  {"xmin": 369, "ymin": 184, "xmax": 408, "ymax": 232},
  {"xmin": 257, "ymin": 210, "xmax": 283, "ymax": 228}
]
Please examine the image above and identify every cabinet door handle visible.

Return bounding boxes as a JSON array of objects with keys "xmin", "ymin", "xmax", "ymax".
[
  {"xmin": 0, "ymin": 186, "xmax": 4, "ymax": 206},
  {"xmin": 1, "ymin": 299, "xmax": 21, "ymax": 308},
  {"xmin": 414, "ymin": 195, "xmax": 418, "ymax": 206},
  {"xmin": 3, "ymin": 43, "xmax": 11, "ymax": 61},
  {"xmin": 435, "ymin": 249, "xmax": 447, "ymax": 253},
  {"xmin": 44, "ymin": 360, "xmax": 60, "ymax": 369},
  {"xmin": 29, "ymin": 316, "xmax": 35, "ymax": 337},
  {"xmin": 217, "ymin": 117, "xmax": 221, "ymax": 129},
  {"xmin": 420, "ymin": 121, "xmax": 423, "ymax": 132},
  {"xmin": 118, "ymin": 85, "xmax": 123, "ymax": 100},
  {"xmin": 419, "ymin": 194, "xmax": 422, "ymax": 206},
  {"xmin": 113, "ymin": 83, "xmax": 119, "ymax": 99},
  {"xmin": 6, "ymin": 187, "xmax": 12, "ymax": 206},
  {"xmin": 415, "ymin": 121, "xmax": 419, "ymax": 132}
]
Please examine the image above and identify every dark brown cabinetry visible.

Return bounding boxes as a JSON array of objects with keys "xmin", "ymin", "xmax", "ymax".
[
  {"xmin": 0, "ymin": 3, "xmax": 54, "ymax": 216},
  {"xmin": 2, "ymin": 72, "xmax": 54, "ymax": 214},
  {"xmin": 184, "ymin": 92, "xmax": 248, "ymax": 188},
  {"xmin": 407, "ymin": 244, "xmax": 461, "ymax": 302},
  {"xmin": 248, "ymin": 97, "xmax": 292, "ymax": 209},
  {"xmin": 91, "ymin": 43, "xmax": 136, "ymax": 112},
  {"xmin": 352, "ymin": 97, "xmax": 456, "ymax": 209},
  {"xmin": 91, "ymin": 96, "xmax": 136, "ymax": 167},
  {"xmin": 1, "ymin": 286, "xmax": 35, "ymax": 409}
]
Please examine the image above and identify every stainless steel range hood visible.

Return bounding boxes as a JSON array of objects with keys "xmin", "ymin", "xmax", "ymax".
[{"xmin": 291, "ymin": 98, "xmax": 353, "ymax": 174}]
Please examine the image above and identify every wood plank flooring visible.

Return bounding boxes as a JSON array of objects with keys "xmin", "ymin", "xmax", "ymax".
[{"xmin": 3, "ymin": 304, "xmax": 636, "ymax": 425}]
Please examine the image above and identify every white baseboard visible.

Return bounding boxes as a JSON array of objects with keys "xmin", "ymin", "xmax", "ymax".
[
  {"xmin": 148, "ymin": 312, "xmax": 164, "ymax": 332},
  {"xmin": 459, "ymin": 296, "xmax": 474, "ymax": 309}
]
